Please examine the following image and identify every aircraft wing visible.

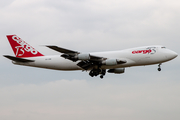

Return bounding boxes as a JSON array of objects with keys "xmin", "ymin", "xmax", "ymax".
[
  {"xmin": 46, "ymin": 45, "xmax": 103, "ymax": 58},
  {"xmin": 46, "ymin": 45, "xmax": 79, "ymax": 55},
  {"xmin": 46, "ymin": 45, "xmax": 103, "ymax": 60},
  {"xmin": 46, "ymin": 46, "xmax": 105, "ymax": 70},
  {"xmin": 46, "ymin": 45, "xmax": 126, "ymax": 70}
]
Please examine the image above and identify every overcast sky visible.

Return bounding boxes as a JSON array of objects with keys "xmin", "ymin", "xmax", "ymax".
[{"xmin": 0, "ymin": 0, "xmax": 180, "ymax": 120}]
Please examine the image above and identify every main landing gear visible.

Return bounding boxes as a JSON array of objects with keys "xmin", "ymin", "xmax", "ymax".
[
  {"xmin": 89, "ymin": 69, "xmax": 106, "ymax": 79},
  {"xmin": 158, "ymin": 63, "xmax": 161, "ymax": 71}
]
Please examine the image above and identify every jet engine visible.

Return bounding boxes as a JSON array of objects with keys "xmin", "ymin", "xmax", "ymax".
[
  {"xmin": 102, "ymin": 59, "xmax": 126, "ymax": 66},
  {"xmin": 76, "ymin": 53, "xmax": 90, "ymax": 60},
  {"xmin": 107, "ymin": 68, "xmax": 125, "ymax": 74}
]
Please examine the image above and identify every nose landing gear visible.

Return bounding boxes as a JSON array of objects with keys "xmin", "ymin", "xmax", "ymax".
[{"xmin": 158, "ymin": 63, "xmax": 161, "ymax": 71}]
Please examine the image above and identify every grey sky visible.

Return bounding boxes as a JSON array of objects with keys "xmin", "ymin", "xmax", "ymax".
[{"xmin": 0, "ymin": 0, "xmax": 180, "ymax": 120}]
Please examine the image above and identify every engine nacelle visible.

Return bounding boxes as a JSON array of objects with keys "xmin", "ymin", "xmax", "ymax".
[
  {"xmin": 107, "ymin": 68, "xmax": 125, "ymax": 74},
  {"xmin": 76, "ymin": 53, "xmax": 90, "ymax": 60},
  {"xmin": 102, "ymin": 59, "xmax": 121, "ymax": 66}
]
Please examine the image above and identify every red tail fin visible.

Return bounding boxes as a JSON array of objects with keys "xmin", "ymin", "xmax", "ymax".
[{"xmin": 7, "ymin": 35, "xmax": 44, "ymax": 58}]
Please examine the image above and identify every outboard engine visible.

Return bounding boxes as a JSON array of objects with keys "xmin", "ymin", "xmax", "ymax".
[{"xmin": 76, "ymin": 53, "xmax": 90, "ymax": 60}]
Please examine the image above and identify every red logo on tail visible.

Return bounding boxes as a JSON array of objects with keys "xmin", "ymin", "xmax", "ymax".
[{"xmin": 7, "ymin": 35, "xmax": 44, "ymax": 58}]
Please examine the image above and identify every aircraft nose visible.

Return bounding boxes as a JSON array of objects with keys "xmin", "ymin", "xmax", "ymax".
[{"xmin": 166, "ymin": 50, "xmax": 178, "ymax": 60}]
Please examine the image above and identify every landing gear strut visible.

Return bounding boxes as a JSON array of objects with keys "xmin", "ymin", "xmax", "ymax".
[
  {"xmin": 158, "ymin": 63, "xmax": 161, "ymax": 71},
  {"xmin": 89, "ymin": 69, "xmax": 106, "ymax": 79}
]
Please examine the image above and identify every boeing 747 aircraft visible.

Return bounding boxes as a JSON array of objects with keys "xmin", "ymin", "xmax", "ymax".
[{"xmin": 4, "ymin": 35, "xmax": 178, "ymax": 78}]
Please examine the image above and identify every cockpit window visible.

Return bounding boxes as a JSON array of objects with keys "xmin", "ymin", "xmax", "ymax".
[{"xmin": 161, "ymin": 47, "xmax": 166, "ymax": 49}]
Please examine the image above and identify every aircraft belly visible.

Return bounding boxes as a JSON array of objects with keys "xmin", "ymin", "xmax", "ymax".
[
  {"xmin": 101, "ymin": 58, "xmax": 136, "ymax": 69},
  {"xmin": 32, "ymin": 56, "xmax": 81, "ymax": 70}
]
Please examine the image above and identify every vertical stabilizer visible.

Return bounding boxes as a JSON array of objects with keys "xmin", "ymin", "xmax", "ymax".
[{"xmin": 6, "ymin": 35, "xmax": 44, "ymax": 58}]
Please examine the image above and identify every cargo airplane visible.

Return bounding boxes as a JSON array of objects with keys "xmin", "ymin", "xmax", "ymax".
[{"xmin": 4, "ymin": 35, "xmax": 178, "ymax": 78}]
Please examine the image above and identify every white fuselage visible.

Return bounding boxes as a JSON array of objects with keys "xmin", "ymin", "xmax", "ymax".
[{"xmin": 13, "ymin": 45, "xmax": 178, "ymax": 71}]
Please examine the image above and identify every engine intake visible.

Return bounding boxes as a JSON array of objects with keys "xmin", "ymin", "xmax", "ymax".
[{"xmin": 108, "ymin": 68, "xmax": 125, "ymax": 74}]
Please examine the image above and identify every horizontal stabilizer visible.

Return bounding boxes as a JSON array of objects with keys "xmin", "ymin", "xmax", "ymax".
[{"xmin": 3, "ymin": 55, "xmax": 35, "ymax": 62}]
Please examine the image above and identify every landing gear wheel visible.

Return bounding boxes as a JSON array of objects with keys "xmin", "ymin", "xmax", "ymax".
[
  {"xmin": 158, "ymin": 63, "xmax": 162, "ymax": 71},
  {"xmin": 89, "ymin": 70, "xmax": 94, "ymax": 77},
  {"xmin": 158, "ymin": 68, "xmax": 161, "ymax": 71},
  {"xmin": 100, "ymin": 75, "xmax": 104, "ymax": 79},
  {"xmin": 89, "ymin": 69, "xmax": 106, "ymax": 78}
]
